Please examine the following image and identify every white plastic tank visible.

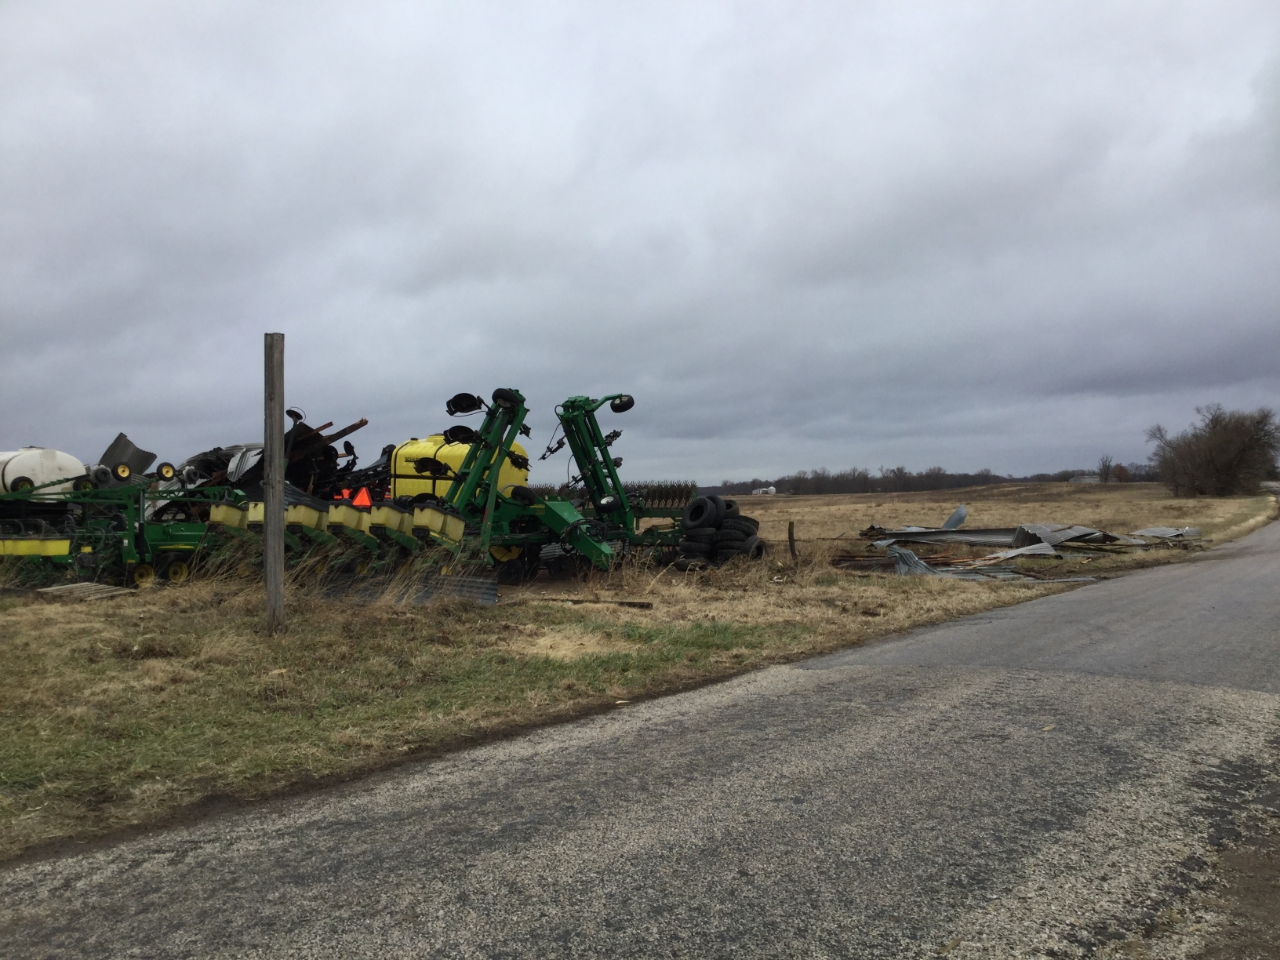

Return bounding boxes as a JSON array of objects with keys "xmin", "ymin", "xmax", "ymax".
[{"xmin": 0, "ymin": 447, "xmax": 88, "ymax": 493}]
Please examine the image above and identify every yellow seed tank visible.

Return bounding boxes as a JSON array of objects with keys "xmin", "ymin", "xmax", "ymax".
[{"xmin": 389, "ymin": 435, "xmax": 529, "ymax": 501}]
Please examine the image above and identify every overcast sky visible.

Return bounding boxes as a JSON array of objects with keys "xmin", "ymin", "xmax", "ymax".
[{"xmin": 2, "ymin": 1, "xmax": 1278, "ymax": 484}]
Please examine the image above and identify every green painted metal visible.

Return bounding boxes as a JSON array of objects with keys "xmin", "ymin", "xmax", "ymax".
[
  {"xmin": 423, "ymin": 389, "xmax": 686, "ymax": 572},
  {"xmin": 1, "ymin": 387, "xmax": 695, "ymax": 584}
]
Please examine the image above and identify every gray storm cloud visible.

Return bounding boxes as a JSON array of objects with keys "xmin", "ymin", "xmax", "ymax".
[{"xmin": 2, "ymin": 0, "xmax": 1278, "ymax": 483}]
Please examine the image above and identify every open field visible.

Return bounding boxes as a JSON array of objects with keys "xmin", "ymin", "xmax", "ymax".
[
  {"xmin": 746, "ymin": 482, "xmax": 1277, "ymax": 575},
  {"xmin": 1, "ymin": 483, "xmax": 1275, "ymax": 863}
]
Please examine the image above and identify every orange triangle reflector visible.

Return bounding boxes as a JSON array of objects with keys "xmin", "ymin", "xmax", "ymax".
[{"xmin": 352, "ymin": 487, "xmax": 373, "ymax": 508}]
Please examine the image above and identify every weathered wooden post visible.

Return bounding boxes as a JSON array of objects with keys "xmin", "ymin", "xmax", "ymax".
[
  {"xmin": 788, "ymin": 520, "xmax": 798, "ymax": 565},
  {"xmin": 263, "ymin": 332, "xmax": 286, "ymax": 633}
]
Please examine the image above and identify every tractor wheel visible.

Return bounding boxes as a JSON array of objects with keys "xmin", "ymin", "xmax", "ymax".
[
  {"xmin": 497, "ymin": 545, "xmax": 542, "ymax": 585},
  {"xmin": 721, "ymin": 517, "xmax": 759, "ymax": 536},
  {"xmin": 156, "ymin": 462, "xmax": 176, "ymax": 480},
  {"xmin": 544, "ymin": 553, "xmax": 587, "ymax": 580},
  {"xmin": 9, "ymin": 476, "xmax": 34, "ymax": 492},
  {"xmin": 132, "ymin": 563, "xmax": 156, "ymax": 587},
  {"xmin": 492, "ymin": 388, "xmax": 521, "ymax": 409},
  {"xmin": 165, "ymin": 560, "xmax": 191, "ymax": 584},
  {"xmin": 496, "ymin": 560, "xmax": 525, "ymax": 585},
  {"xmin": 73, "ymin": 476, "xmax": 95, "ymax": 492}
]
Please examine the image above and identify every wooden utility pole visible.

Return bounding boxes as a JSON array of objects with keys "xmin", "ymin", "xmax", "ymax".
[{"xmin": 263, "ymin": 333, "xmax": 286, "ymax": 633}]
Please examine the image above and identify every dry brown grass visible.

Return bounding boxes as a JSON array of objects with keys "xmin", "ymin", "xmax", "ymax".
[{"xmin": 0, "ymin": 483, "xmax": 1274, "ymax": 863}]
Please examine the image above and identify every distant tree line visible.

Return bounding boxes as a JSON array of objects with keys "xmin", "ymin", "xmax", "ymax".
[
  {"xmin": 702, "ymin": 464, "xmax": 1155, "ymax": 498},
  {"xmin": 702, "ymin": 404, "xmax": 1278, "ymax": 500}
]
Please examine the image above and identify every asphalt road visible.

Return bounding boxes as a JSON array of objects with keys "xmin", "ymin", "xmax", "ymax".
[{"xmin": 4, "ymin": 522, "xmax": 1280, "ymax": 959}]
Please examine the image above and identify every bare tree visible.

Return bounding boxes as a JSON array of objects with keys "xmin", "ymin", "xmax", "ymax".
[
  {"xmin": 1146, "ymin": 405, "xmax": 1280, "ymax": 497},
  {"xmin": 1097, "ymin": 455, "xmax": 1113, "ymax": 483}
]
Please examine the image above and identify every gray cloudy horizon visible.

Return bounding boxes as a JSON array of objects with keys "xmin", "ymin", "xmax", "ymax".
[{"xmin": 3, "ymin": 1, "xmax": 1278, "ymax": 485}]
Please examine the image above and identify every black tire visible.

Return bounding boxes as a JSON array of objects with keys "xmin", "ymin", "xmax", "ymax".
[
  {"xmin": 678, "ymin": 539, "xmax": 713, "ymax": 555},
  {"xmin": 9, "ymin": 476, "xmax": 34, "ymax": 492},
  {"xmin": 681, "ymin": 497, "xmax": 717, "ymax": 530},
  {"xmin": 73, "ymin": 477, "xmax": 95, "ymax": 492},
  {"xmin": 673, "ymin": 556, "xmax": 708, "ymax": 572},
  {"xmin": 682, "ymin": 527, "xmax": 717, "ymax": 543},
  {"xmin": 543, "ymin": 554, "xmax": 578, "ymax": 580},
  {"xmin": 722, "ymin": 499, "xmax": 740, "ymax": 519},
  {"xmin": 742, "ymin": 535, "xmax": 767, "ymax": 560},
  {"xmin": 722, "ymin": 516, "xmax": 759, "ymax": 535},
  {"xmin": 508, "ymin": 485, "xmax": 537, "ymax": 506},
  {"xmin": 715, "ymin": 527, "xmax": 748, "ymax": 543},
  {"xmin": 706, "ymin": 495, "xmax": 728, "ymax": 526}
]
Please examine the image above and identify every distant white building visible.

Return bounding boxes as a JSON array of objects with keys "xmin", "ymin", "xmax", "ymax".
[{"xmin": 751, "ymin": 485, "xmax": 776, "ymax": 495}]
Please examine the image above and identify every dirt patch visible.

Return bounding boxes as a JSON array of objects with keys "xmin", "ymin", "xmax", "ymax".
[
  {"xmin": 1194, "ymin": 828, "xmax": 1280, "ymax": 959},
  {"xmin": 503, "ymin": 622, "xmax": 623, "ymax": 660}
]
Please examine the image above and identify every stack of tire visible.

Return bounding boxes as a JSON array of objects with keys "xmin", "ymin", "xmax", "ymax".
[{"xmin": 675, "ymin": 495, "xmax": 767, "ymax": 570}]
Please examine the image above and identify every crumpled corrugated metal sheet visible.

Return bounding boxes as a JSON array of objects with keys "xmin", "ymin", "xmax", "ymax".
[
  {"xmin": 1011, "ymin": 524, "xmax": 1147, "ymax": 548},
  {"xmin": 884, "ymin": 545, "xmax": 1088, "ymax": 582},
  {"xmin": 872, "ymin": 529, "xmax": 1020, "ymax": 548},
  {"xmin": 888, "ymin": 545, "xmax": 942, "ymax": 576},
  {"xmin": 1131, "ymin": 526, "xmax": 1201, "ymax": 539}
]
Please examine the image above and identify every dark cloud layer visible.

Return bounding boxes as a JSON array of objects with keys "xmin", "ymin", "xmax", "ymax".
[{"xmin": 2, "ymin": 1, "xmax": 1278, "ymax": 483}]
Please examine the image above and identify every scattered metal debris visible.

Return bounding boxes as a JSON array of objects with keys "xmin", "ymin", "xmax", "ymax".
[
  {"xmin": 839, "ymin": 502, "xmax": 1210, "ymax": 582},
  {"xmin": 872, "ymin": 546, "xmax": 1095, "ymax": 583},
  {"xmin": 1010, "ymin": 524, "xmax": 1146, "ymax": 548},
  {"xmin": 36, "ymin": 582, "xmax": 132, "ymax": 601},
  {"xmin": 941, "ymin": 503, "xmax": 968, "ymax": 529},
  {"xmin": 1130, "ymin": 526, "xmax": 1201, "ymax": 539},
  {"xmin": 865, "ymin": 526, "xmax": 1023, "ymax": 548},
  {"xmin": 862, "ymin": 506, "xmax": 1206, "ymax": 553}
]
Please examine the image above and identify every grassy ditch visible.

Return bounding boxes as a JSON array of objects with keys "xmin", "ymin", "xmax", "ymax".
[{"xmin": 0, "ymin": 483, "xmax": 1275, "ymax": 862}]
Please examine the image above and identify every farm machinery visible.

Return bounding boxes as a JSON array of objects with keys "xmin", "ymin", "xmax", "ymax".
[{"xmin": 0, "ymin": 389, "xmax": 765, "ymax": 588}]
